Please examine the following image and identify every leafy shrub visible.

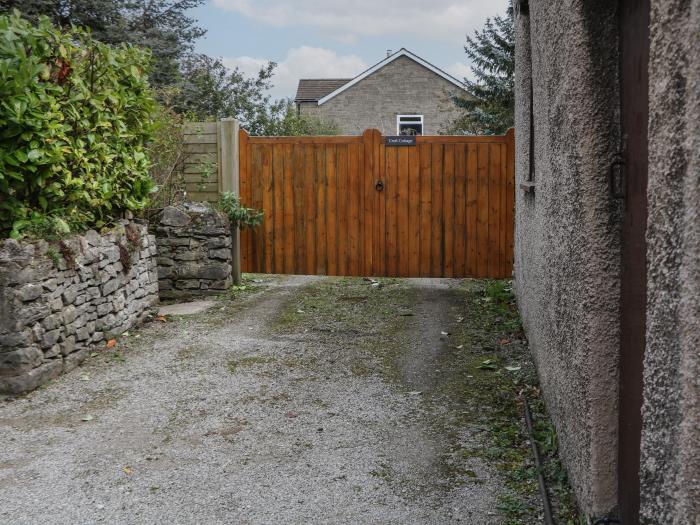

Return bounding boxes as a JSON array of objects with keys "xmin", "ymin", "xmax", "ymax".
[
  {"xmin": 146, "ymin": 93, "xmax": 188, "ymax": 212},
  {"xmin": 0, "ymin": 11, "xmax": 156, "ymax": 238},
  {"xmin": 217, "ymin": 192, "xmax": 263, "ymax": 229}
]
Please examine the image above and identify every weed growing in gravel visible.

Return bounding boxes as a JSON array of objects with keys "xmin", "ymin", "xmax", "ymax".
[
  {"xmin": 444, "ymin": 279, "xmax": 583, "ymax": 525},
  {"xmin": 227, "ymin": 356, "xmax": 275, "ymax": 374}
]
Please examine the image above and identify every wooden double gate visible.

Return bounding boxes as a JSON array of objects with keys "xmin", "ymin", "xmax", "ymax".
[{"xmin": 239, "ymin": 128, "xmax": 514, "ymax": 278}]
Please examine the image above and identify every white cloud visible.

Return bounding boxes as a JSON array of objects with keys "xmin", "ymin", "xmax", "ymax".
[
  {"xmin": 213, "ymin": 0, "xmax": 507, "ymax": 44},
  {"xmin": 446, "ymin": 62, "xmax": 473, "ymax": 82},
  {"xmin": 222, "ymin": 46, "xmax": 368, "ymax": 99}
]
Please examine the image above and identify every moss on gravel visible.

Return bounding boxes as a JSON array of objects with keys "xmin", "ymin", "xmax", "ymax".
[{"xmin": 271, "ymin": 277, "xmax": 583, "ymax": 524}]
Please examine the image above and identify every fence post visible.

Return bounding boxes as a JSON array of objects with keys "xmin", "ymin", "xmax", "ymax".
[{"xmin": 218, "ymin": 118, "xmax": 242, "ymax": 285}]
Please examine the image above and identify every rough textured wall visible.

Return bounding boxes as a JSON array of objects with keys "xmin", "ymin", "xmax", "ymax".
[
  {"xmin": 299, "ymin": 56, "xmax": 463, "ymax": 135},
  {"xmin": 640, "ymin": 1, "xmax": 700, "ymax": 523},
  {"xmin": 513, "ymin": 1, "xmax": 622, "ymax": 517},
  {"xmin": 0, "ymin": 222, "xmax": 159, "ymax": 394},
  {"xmin": 156, "ymin": 203, "xmax": 232, "ymax": 299}
]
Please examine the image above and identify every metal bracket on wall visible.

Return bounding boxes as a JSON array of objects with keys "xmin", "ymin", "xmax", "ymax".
[
  {"xmin": 610, "ymin": 156, "xmax": 626, "ymax": 199},
  {"xmin": 593, "ymin": 517, "xmax": 621, "ymax": 525},
  {"xmin": 515, "ymin": 0, "xmax": 529, "ymax": 16},
  {"xmin": 520, "ymin": 181, "xmax": 536, "ymax": 194}
]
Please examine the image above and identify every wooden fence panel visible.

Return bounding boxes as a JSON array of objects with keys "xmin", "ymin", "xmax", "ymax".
[
  {"xmin": 182, "ymin": 122, "xmax": 219, "ymax": 202},
  {"xmin": 238, "ymin": 129, "xmax": 514, "ymax": 278}
]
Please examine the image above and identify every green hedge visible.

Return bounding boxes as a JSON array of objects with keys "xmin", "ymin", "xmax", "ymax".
[{"xmin": 0, "ymin": 11, "xmax": 156, "ymax": 238}]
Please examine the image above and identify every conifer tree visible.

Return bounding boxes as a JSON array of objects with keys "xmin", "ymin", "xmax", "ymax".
[{"xmin": 449, "ymin": 1, "xmax": 514, "ymax": 135}]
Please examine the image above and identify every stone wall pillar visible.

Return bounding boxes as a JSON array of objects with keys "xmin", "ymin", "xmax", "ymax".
[{"xmin": 156, "ymin": 203, "xmax": 233, "ymax": 299}]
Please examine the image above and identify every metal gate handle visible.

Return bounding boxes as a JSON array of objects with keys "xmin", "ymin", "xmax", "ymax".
[{"xmin": 375, "ymin": 180, "xmax": 384, "ymax": 192}]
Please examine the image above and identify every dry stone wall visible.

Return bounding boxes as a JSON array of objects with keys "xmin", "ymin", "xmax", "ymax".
[
  {"xmin": 0, "ymin": 221, "xmax": 159, "ymax": 394},
  {"xmin": 156, "ymin": 203, "xmax": 232, "ymax": 299}
]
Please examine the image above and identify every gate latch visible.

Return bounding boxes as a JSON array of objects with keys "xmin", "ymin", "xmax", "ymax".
[{"xmin": 375, "ymin": 180, "xmax": 385, "ymax": 192}]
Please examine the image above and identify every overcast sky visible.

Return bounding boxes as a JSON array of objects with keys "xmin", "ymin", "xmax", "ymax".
[{"xmin": 191, "ymin": 0, "xmax": 509, "ymax": 99}]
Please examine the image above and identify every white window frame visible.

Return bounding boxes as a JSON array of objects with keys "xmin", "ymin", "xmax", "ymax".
[{"xmin": 396, "ymin": 114, "xmax": 424, "ymax": 135}]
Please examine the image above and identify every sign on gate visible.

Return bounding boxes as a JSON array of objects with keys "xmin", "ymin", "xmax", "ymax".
[{"xmin": 385, "ymin": 136, "xmax": 417, "ymax": 146}]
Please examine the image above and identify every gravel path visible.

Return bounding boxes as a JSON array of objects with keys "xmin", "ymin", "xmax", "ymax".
[{"xmin": 0, "ymin": 275, "xmax": 503, "ymax": 524}]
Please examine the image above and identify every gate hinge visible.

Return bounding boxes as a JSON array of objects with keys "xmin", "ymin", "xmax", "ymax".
[{"xmin": 609, "ymin": 155, "xmax": 626, "ymax": 199}]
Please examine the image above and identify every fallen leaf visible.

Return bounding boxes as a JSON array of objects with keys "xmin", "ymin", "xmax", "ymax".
[
  {"xmin": 106, "ymin": 339, "xmax": 117, "ymax": 348},
  {"xmin": 504, "ymin": 365, "xmax": 522, "ymax": 372},
  {"xmin": 81, "ymin": 415, "xmax": 93, "ymax": 422},
  {"xmin": 156, "ymin": 315, "xmax": 167, "ymax": 322},
  {"xmin": 122, "ymin": 466, "xmax": 132, "ymax": 475},
  {"xmin": 90, "ymin": 352, "xmax": 99, "ymax": 358},
  {"xmin": 478, "ymin": 359, "xmax": 497, "ymax": 370},
  {"xmin": 499, "ymin": 338, "xmax": 510, "ymax": 345}
]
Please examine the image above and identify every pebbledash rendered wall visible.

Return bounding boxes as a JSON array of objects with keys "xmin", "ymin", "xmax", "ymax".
[
  {"xmin": 513, "ymin": 1, "xmax": 622, "ymax": 517},
  {"xmin": 298, "ymin": 56, "xmax": 463, "ymax": 135},
  {"xmin": 0, "ymin": 222, "xmax": 159, "ymax": 394},
  {"xmin": 515, "ymin": 1, "xmax": 699, "ymax": 523},
  {"xmin": 640, "ymin": 1, "xmax": 699, "ymax": 523}
]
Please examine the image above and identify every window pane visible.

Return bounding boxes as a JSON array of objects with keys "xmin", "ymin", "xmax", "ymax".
[{"xmin": 399, "ymin": 123, "xmax": 423, "ymax": 135}]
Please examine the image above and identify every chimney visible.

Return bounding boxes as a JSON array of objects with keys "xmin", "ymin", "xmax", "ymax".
[{"xmin": 386, "ymin": 49, "xmax": 392, "ymax": 57}]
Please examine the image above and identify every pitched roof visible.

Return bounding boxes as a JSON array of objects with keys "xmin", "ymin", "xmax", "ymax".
[
  {"xmin": 294, "ymin": 78, "xmax": 352, "ymax": 102},
  {"xmin": 317, "ymin": 48, "xmax": 466, "ymax": 106}
]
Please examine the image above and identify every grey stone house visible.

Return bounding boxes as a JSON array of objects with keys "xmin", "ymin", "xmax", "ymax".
[
  {"xmin": 294, "ymin": 48, "xmax": 466, "ymax": 135},
  {"xmin": 513, "ymin": 1, "xmax": 698, "ymax": 524}
]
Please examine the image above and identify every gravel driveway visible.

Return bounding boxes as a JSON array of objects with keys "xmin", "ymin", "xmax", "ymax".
[{"xmin": 1, "ymin": 275, "xmax": 509, "ymax": 524}]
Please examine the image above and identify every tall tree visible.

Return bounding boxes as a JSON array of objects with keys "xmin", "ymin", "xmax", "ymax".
[
  {"xmin": 174, "ymin": 54, "xmax": 286, "ymax": 135},
  {"xmin": 449, "ymin": 2, "xmax": 514, "ymax": 135},
  {"xmin": 0, "ymin": 0, "xmax": 205, "ymax": 88}
]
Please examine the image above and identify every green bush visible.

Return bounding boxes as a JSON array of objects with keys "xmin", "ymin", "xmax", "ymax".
[
  {"xmin": 0, "ymin": 11, "xmax": 156, "ymax": 238},
  {"xmin": 217, "ymin": 192, "xmax": 263, "ymax": 230}
]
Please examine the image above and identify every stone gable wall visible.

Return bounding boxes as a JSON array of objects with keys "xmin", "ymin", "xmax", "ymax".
[
  {"xmin": 0, "ymin": 222, "xmax": 159, "ymax": 394},
  {"xmin": 299, "ymin": 56, "xmax": 464, "ymax": 135}
]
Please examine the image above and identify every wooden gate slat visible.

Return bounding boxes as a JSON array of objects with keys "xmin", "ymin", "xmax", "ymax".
[
  {"xmin": 303, "ymin": 144, "xmax": 316, "ymax": 275},
  {"xmin": 385, "ymin": 146, "xmax": 398, "ymax": 277},
  {"xmin": 337, "ymin": 145, "xmax": 349, "ymax": 275},
  {"xmin": 239, "ymin": 130, "xmax": 251, "ymax": 272},
  {"xmin": 454, "ymin": 145, "xmax": 467, "ymax": 277},
  {"xmin": 315, "ymin": 144, "xmax": 327, "ymax": 275},
  {"xmin": 466, "ymin": 143, "xmax": 478, "ymax": 276},
  {"xmin": 292, "ymin": 144, "xmax": 305, "ymax": 274},
  {"xmin": 419, "ymin": 143, "xmax": 432, "ymax": 277},
  {"xmin": 488, "ymin": 143, "xmax": 501, "ymax": 278},
  {"xmin": 408, "ymin": 145, "xmax": 421, "ymax": 277},
  {"xmin": 283, "ymin": 143, "xmax": 295, "ymax": 275},
  {"xmin": 326, "ymin": 145, "xmax": 338, "ymax": 275},
  {"xmin": 262, "ymin": 144, "xmax": 274, "ymax": 273},
  {"xmin": 398, "ymin": 147, "xmax": 410, "ymax": 277},
  {"xmin": 476, "ymin": 143, "xmax": 490, "ymax": 278},
  {"xmin": 348, "ymin": 143, "xmax": 361, "ymax": 276},
  {"xmin": 272, "ymin": 143, "xmax": 285, "ymax": 273},
  {"xmin": 443, "ymin": 144, "xmax": 455, "ymax": 278},
  {"xmin": 499, "ymin": 143, "xmax": 507, "ymax": 278},
  {"xmin": 430, "ymin": 143, "xmax": 444, "ymax": 277}
]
